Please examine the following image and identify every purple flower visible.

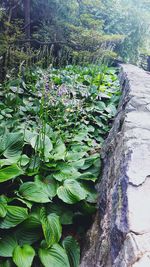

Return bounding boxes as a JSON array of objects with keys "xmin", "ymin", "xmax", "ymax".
[
  {"xmin": 45, "ymin": 82, "xmax": 50, "ymax": 92},
  {"xmin": 57, "ymin": 84, "xmax": 68, "ymax": 96}
]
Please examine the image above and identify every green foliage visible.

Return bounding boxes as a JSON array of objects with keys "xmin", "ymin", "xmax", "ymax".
[
  {"xmin": 99, "ymin": 0, "xmax": 150, "ymax": 63},
  {"xmin": 0, "ymin": 165, "xmax": 23, "ymax": 183},
  {"xmin": 0, "ymin": 0, "xmax": 121, "ymax": 80},
  {"xmin": 0, "ymin": 64, "xmax": 120, "ymax": 266},
  {"xmin": 1, "ymin": 0, "xmax": 150, "ymax": 78},
  {"xmin": 12, "ymin": 245, "xmax": 35, "ymax": 267},
  {"xmin": 39, "ymin": 244, "xmax": 70, "ymax": 267},
  {"xmin": 40, "ymin": 209, "xmax": 62, "ymax": 247},
  {"xmin": 62, "ymin": 236, "xmax": 80, "ymax": 267}
]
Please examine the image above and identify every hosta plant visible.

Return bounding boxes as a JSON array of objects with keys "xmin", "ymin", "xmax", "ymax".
[{"xmin": 0, "ymin": 64, "xmax": 120, "ymax": 266}]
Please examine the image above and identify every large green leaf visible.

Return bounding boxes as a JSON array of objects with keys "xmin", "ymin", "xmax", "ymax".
[
  {"xmin": 53, "ymin": 166, "xmax": 80, "ymax": 182},
  {"xmin": 80, "ymin": 182, "xmax": 98, "ymax": 203},
  {"xmin": 13, "ymin": 245, "xmax": 35, "ymax": 267},
  {"xmin": 70, "ymin": 159, "xmax": 85, "ymax": 169},
  {"xmin": 30, "ymin": 134, "xmax": 53, "ymax": 158},
  {"xmin": 0, "ymin": 205, "xmax": 28, "ymax": 229},
  {"xmin": 43, "ymin": 136, "xmax": 53, "ymax": 158},
  {"xmin": 3, "ymin": 132, "xmax": 23, "ymax": 159},
  {"xmin": 72, "ymin": 131, "xmax": 88, "ymax": 142},
  {"xmin": 39, "ymin": 244, "xmax": 70, "ymax": 267},
  {"xmin": 80, "ymin": 154, "xmax": 100, "ymax": 170},
  {"xmin": 66, "ymin": 151, "xmax": 86, "ymax": 162},
  {"xmin": 0, "ymin": 158, "xmax": 19, "ymax": 167},
  {"xmin": 57, "ymin": 180, "xmax": 87, "ymax": 204},
  {"xmin": 105, "ymin": 103, "xmax": 117, "ymax": 116},
  {"xmin": 15, "ymin": 197, "xmax": 32, "ymax": 209},
  {"xmin": 15, "ymin": 215, "xmax": 42, "ymax": 245},
  {"xmin": 35, "ymin": 175, "xmax": 57, "ymax": 198},
  {"xmin": 0, "ymin": 133, "xmax": 10, "ymax": 153},
  {"xmin": 52, "ymin": 140, "xmax": 66, "ymax": 161},
  {"xmin": 78, "ymin": 172, "xmax": 97, "ymax": 182},
  {"xmin": 0, "ymin": 235, "xmax": 18, "ymax": 257},
  {"xmin": 0, "ymin": 203, "xmax": 7, "ymax": 218},
  {"xmin": 0, "ymin": 132, "xmax": 23, "ymax": 158},
  {"xmin": 40, "ymin": 208, "xmax": 62, "ymax": 247},
  {"xmin": 0, "ymin": 164, "xmax": 23, "ymax": 183},
  {"xmin": 19, "ymin": 155, "xmax": 30, "ymax": 167},
  {"xmin": 19, "ymin": 181, "xmax": 53, "ymax": 203},
  {"xmin": 96, "ymin": 101, "xmax": 106, "ymax": 111},
  {"xmin": 24, "ymin": 130, "xmax": 36, "ymax": 143},
  {"xmin": 47, "ymin": 203, "xmax": 74, "ymax": 225},
  {"xmin": 62, "ymin": 236, "xmax": 80, "ymax": 267}
]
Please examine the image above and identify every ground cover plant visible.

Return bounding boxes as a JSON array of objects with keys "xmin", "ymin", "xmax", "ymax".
[{"xmin": 0, "ymin": 64, "xmax": 120, "ymax": 267}]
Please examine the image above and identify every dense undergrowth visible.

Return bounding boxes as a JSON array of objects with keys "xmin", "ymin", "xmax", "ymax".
[{"xmin": 0, "ymin": 65, "xmax": 120, "ymax": 267}]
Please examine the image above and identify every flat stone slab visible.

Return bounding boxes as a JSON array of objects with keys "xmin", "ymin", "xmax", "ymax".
[{"xmin": 80, "ymin": 64, "xmax": 150, "ymax": 267}]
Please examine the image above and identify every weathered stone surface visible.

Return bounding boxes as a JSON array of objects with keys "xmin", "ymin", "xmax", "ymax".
[{"xmin": 80, "ymin": 64, "xmax": 150, "ymax": 267}]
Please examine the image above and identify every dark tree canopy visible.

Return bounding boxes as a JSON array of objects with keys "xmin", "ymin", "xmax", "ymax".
[{"xmin": 0, "ymin": 0, "xmax": 150, "ymax": 78}]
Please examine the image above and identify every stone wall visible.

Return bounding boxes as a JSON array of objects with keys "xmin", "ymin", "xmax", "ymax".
[{"xmin": 80, "ymin": 64, "xmax": 150, "ymax": 267}]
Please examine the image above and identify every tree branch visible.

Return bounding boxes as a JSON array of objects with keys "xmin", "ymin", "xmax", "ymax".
[
  {"xmin": 8, "ymin": 0, "xmax": 21, "ymax": 23},
  {"xmin": 15, "ymin": 39, "xmax": 67, "ymax": 46},
  {"xmin": 10, "ymin": 38, "xmax": 83, "ymax": 50}
]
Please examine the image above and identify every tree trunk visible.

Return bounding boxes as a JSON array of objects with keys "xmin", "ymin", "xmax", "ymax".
[{"xmin": 24, "ymin": 0, "xmax": 31, "ymax": 39}]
